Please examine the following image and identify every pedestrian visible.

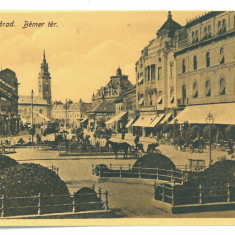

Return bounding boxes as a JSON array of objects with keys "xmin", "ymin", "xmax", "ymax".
[
  {"xmin": 121, "ymin": 128, "xmax": 125, "ymax": 140},
  {"xmin": 134, "ymin": 135, "xmax": 140, "ymax": 149}
]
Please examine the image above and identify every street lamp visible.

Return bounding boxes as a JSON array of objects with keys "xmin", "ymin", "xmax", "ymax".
[
  {"xmin": 65, "ymin": 98, "xmax": 68, "ymax": 131},
  {"xmin": 31, "ymin": 90, "xmax": 34, "ymax": 144},
  {"xmin": 206, "ymin": 112, "xmax": 214, "ymax": 166}
]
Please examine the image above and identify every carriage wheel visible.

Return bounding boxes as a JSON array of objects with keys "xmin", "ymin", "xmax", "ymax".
[
  {"xmin": 189, "ymin": 144, "xmax": 194, "ymax": 153},
  {"xmin": 198, "ymin": 145, "xmax": 203, "ymax": 153}
]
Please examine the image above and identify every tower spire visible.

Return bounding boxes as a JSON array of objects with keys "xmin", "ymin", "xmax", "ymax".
[
  {"xmin": 168, "ymin": 11, "xmax": 172, "ymax": 19},
  {"xmin": 43, "ymin": 49, "xmax": 46, "ymax": 63}
]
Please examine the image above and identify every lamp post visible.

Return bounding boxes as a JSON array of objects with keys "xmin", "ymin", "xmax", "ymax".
[
  {"xmin": 65, "ymin": 98, "xmax": 67, "ymax": 131},
  {"xmin": 31, "ymin": 90, "xmax": 34, "ymax": 144},
  {"xmin": 206, "ymin": 112, "xmax": 214, "ymax": 166}
]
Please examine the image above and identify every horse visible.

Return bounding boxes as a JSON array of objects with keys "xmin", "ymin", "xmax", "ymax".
[
  {"xmin": 147, "ymin": 143, "xmax": 160, "ymax": 153},
  {"xmin": 105, "ymin": 140, "xmax": 131, "ymax": 159}
]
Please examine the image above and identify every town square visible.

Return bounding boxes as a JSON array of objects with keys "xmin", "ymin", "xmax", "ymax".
[{"xmin": 0, "ymin": 11, "xmax": 234, "ymax": 219}]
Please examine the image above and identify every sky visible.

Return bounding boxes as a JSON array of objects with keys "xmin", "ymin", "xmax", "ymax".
[{"xmin": 0, "ymin": 11, "xmax": 205, "ymax": 103}]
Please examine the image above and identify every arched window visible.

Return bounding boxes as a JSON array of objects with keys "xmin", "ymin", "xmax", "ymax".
[
  {"xmin": 203, "ymin": 27, "xmax": 207, "ymax": 39},
  {"xmin": 182, "ymin": 59, "xmax": 186, "ymax": 73},
  {"xmin": 206, "ymin": 52, "xmax": 210, "ymax": 67},
  {"xmin": 205, "ymin": 80, "xmax": 211, "ymax": 96},
  {"xmin": 193, "ymin": 56, "xmax": 197, "ymax": 70},
  {"xmin": 195, "ymin": 30, "xmax": 198, "ymax": 42},
  {"xmin": 219, "ymin": 78, "xmax": 225, "ymax": 95},
  {"xmin": 220, "ymin": 47, "xmax": 225, "ymax": 64},
  {"xmin": 222, "ymin": 19, "xmax": 226, "ymax": 32},
  {"xmin": 192, "ymin": 81, "xmax": 198, "ymax": 98},
  {"xmin": 208, "ymin": 25, "xmax": 211, "ymax": 37},
  {"xmin": 39, "ymin": 109, "xmax": 42, "ymax": 114},
  {"xmin": 192, "ymin": 31, "xmax": 195, "ymax": 43},
  {"xmin": 218, "ymin": 21, "xmax": 222, "ymax": 34}
]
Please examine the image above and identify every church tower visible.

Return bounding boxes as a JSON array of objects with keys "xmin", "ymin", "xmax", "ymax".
[{"xmin": 38, "ymin": 50, "xmax": 52, "ymax": 105}]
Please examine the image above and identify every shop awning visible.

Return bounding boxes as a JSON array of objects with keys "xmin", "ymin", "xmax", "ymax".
[
  {"xmin": 159, "ymin": 113, "xmax": 172, "ymax": 124},
  {"xmin": 148, "ymin": 114, "xmax": 165, "ymax": 127},
  {"xmin": 138, "ymin": 98, "xmax": 144, "ymax": 105},
  {"xmin": 170, "ymin": 103, "xmax": 235, "ymax": 125},
  {"xmin": 132, "ymin": 115, "xmax": 156, "ymax": 127},
  {"xmin": 81, "ymin": 118, "xmax": 88, "ymax": 123},
  {"xmin": 125, "ymin": 118, "xmax": 135, "ymax": 128},
  {"xmin": 105, "ymin": 111, "xmax": 127, "ymax": 125}
]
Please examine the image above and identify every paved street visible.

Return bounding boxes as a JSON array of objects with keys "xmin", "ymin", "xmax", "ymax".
[{"xmin": 4, "ymin": 138, "xmax": 235, "ymax": 218}]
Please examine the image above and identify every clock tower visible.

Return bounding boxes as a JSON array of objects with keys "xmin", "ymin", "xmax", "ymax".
[{"xmin": 38, "ymin": 50, "xmax": 52, "ymax": 105}]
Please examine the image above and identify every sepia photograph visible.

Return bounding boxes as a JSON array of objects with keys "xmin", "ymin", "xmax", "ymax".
[{"xmin": 0, "ymin": 9, "xmax": 234, "ymax": 226}]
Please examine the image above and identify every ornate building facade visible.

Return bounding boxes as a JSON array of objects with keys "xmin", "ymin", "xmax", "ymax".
[
  {"xmin": 18, "ymin": 51, "xmax": 52, "ymax": 125},
  {"xmin": 87, "ymin": 67, "xmax": 133, "ymax": 130},
  {"xmin": 0, "ymin": 68, "xmax": 19, "ymax": 136},
  {"xmin": 133, "ymin": 11, "xmax": 235, "ymax": 136}
]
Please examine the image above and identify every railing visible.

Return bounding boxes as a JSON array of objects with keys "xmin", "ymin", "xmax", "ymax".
[
  {"xmin": 154, "ymin": 182, "xmax": 234, "ymax": 206},
  {"xmin": 0, "ymin": 145, "xmax": 16, "ymax": 154},
  {"xmin": 0, "ymin": 186, "xmax": 109, "ymax": 218},
  {"xmin": 92, "ymin": 164, "xmax": 188, "ymax": 185}
]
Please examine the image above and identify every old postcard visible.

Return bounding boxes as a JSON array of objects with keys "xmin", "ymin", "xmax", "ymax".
[{"xmin": 0, "ymin": 10, "xmax": 234, "ymax": 226}]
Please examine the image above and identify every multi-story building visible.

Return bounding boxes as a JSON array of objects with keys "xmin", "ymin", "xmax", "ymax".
[
  {"xmin": 52, "ymin": 99, "xmax": 91, "ymax": 128},
  {"xmin": 134, "ymin": 11, "xmax": 179, "ymax": 136},
  {"xmin": 133, "ymin": 11, "xmax": 235, "ymax": 136},
  {"xmin": 173, "ymin": 11, "xmax": 235, "ymax": 125},
  {"xmin": 106, "ymin": 85, "xmax": 136, "ymax": 133},
  {"xmin": 18, "ymin": 51, "xmax": 52, "ymax": 125},
  {"xmin": 0, "ymin": 68, "xmax": 19, "ymax": 136},
  {"xmin": 87, "ymin": 67, "xmax": 133, "ymax": 130}
]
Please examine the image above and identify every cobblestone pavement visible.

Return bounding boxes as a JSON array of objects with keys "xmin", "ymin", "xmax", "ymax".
[{"xmin": 7, "ymin": 147, "xmax": 235, "ymax": 218}]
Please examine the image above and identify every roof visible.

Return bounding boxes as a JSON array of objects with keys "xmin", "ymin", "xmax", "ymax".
[
  {"xmin": 19, "ymin": 96, "xmax": 48, "ymax": 105},
  {"xmin": 171, "ymin": 103, "xmax": 235, "ymax": 125},
  {"xmin": 157, "ymin": 11, "xmax": 181, "ymax": 37},
  {"xmin": 88, "ymin": 101, "xmax": 115, "ymax": 114},
  {"xmin": 186, "ymin": 11, "xmax": 224, "ymax": 28}
]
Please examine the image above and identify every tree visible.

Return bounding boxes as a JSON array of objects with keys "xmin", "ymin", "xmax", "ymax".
[
  {"xmin": 203, "ymin": 125, "xmax": 218, "ymax": 142},
  {"xmin": 225, "ymin": 125, "xmax": 235, "ymax": 141}
]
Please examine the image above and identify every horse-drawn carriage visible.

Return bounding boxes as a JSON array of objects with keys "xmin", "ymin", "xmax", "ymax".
[{"xmin": 173, "ymin": 137, "xmax": 204, "ymax": 153}]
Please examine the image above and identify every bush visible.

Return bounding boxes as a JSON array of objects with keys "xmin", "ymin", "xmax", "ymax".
[
  {"xmin": 133, "ymin": 152, "xmax": 176, "ymax": 170},
  {"xmin": 0, "ymin": 163, "xmax": 71, "ymax": 216},
  {"xmin": 74, "ymin": 187, "xmax": 104, "ymax": 211},
  {"xmin": 0, "ymin": 155, "xmax": 18, "ymax": 171}
]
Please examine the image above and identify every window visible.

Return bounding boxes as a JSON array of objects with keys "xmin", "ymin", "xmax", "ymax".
[
  {"xmin": 170, "ymin": 89, "xmax": 174, "ymax": 103},
  {"xmin": 205, "ymin": 80, "xmax": 211, "ymax": 97},
  {"xmin": 218, "ymin": 21, "xmax": 222, "ymax": 34},
  {"xmin": 195, "ymin": 30, "xmax": 198, "ymax": 42},
  {"xmin": 170, "ymin": 62, "xmax": 174, "ymax": 79},
  {"xmin": 192, "ymin": 81, "xmax": 198, "ymax": 98},
  {"xmin": 222, "ymin": 19, "xmax": 226, "ymax": 33},
  {"xmin": 147, "ymin": 66, "xmax": 150, "ymax": 81},
  {"xmin": 151, "ymin": 64, "xmax": 155, "ymax": 80},
  {"xmin": 208, "ymin": 25, "xmax": 211, "ymax": 38},
  {"xmin": 182, "ymin": 59, "xmax": 186, "ymax": 73},
  {"xmin": 203, "ymin": 27, "xmax": 207, "ymax": 39},
  {"xmin": 219, "ymin": 78, "xmax": 225, "ymax": 95},
  {"xmin": 192, "ymin": 31, "xmax": 195, "ymax": 43},
  {"xmin": 149, "ymin": 93, "xmax": 152, "ymax": 106},
  {"xmin": 45, "ymin": 85, "xmax": 49, "ymax": 91},
  {"xmin": 193, "ymin": 56, "xmax": 197, "ymax": 70},
  {"xmin": 39, "ymin": 109, "xmax": 43, "ymax": 114},
  {"xmin": 158, "ymin": 67, "xmax": 162, "ymax": 80},
  {"xmin": 220, "ymin": 47, "xmax": 224, "ymax": 64},
  {"xmin": 206, "ymin": 52, "xmax": 210, "ymax": 67}
]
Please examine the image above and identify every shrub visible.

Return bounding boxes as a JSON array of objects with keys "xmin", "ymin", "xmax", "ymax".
[
  {"xmin": 0, "ymin": 163, "xmax": 71, "ymax": 216},
  {"xmin": 0, "ymin": 155, "xmax": 18, "ymax": 171},
  {"xmin": 74, "ymin": 187, "xmax": 104, "ymax": 211}
]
